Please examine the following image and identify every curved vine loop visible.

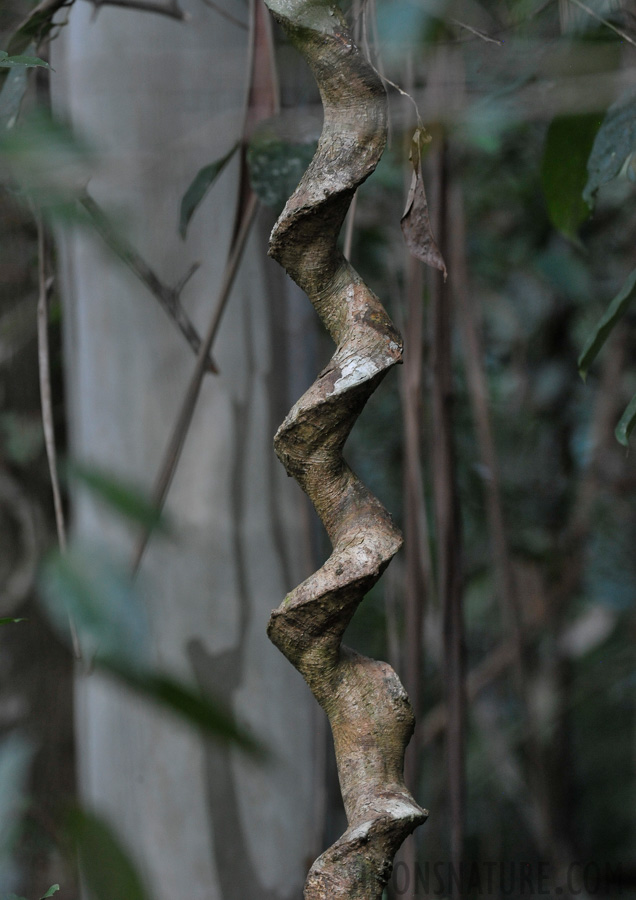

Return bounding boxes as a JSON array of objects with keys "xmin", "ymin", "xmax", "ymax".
[{"xmin": 263, "ymin": 1, "xmax": 428, "ymax": 896}]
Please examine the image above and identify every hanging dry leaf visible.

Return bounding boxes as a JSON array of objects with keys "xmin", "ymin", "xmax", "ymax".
[{"xmin": 401, "ymin": 128, "xmax": 447, "ymax": 279}]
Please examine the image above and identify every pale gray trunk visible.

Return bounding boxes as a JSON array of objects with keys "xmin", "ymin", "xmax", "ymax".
[{"xmin": 52, "ymin": 4, "xmax": 316, "ymax": 897}]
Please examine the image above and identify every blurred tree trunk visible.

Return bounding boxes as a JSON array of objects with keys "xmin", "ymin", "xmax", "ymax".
[{"xmin": 51, "ymin": 3, "xmax": 316, "ymax": 896}]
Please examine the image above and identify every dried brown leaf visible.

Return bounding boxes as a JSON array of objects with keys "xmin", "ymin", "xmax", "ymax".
[
  {"xmin": 401, "ymin": 164, "xmax": 447, "ymax": 278},
  {"xmin": 401, "ymin": 129, "xmax": 446, "ymax": 279}
]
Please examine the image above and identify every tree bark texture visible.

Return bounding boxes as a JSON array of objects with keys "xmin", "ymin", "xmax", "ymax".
[
  {"xmin": 52, "ymin": 3, "xmax": 316, "ymax": 897},
  {"xmin": 262, "ymin": 2, "xmax": 428, "ymax": 896}
]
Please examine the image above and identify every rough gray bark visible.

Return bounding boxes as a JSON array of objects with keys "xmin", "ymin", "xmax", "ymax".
[
  {"xmin": 52, "ymin": 2, "xmax": 316, "ymax": 896},
  {"xmin": 262, "ymin": 1, "xmax": 428, "ymax": 896}
]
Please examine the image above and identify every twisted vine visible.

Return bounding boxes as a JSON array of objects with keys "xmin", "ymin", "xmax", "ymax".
[{"xmin": 263, "ymin": 1, "xmax": 427, "ymax": 896}]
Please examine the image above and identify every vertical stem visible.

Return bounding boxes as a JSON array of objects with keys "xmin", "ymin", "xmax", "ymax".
[
  {"xmin": 429, "ymin": 140, "xmax": 465, "ymax": 878},
  {"xmin": 450, "ymin": 183, "xmax": 526, "ymax": 686},
  {"xmin": 36, "ymin": 214, "xmax": 82, "ymax": 660}
]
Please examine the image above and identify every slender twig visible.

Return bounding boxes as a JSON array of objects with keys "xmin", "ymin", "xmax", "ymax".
[
  {"xmin": 429, "ymin": 137, "xmax": 465, "ymax": 877},
  {"xmin": 36, "ymin": 220, "xmax": 65, "ymax": 552},
  {"xmin": 568, "ymin": 0, "xmax": 636, "ymax": 47},
  {"xmin": 131, "ymin": 192, "xmax": 259, "ymax": 572},
  {"xmin": 36, "ymin": 215, "xmax": 82, "ymax": 660},
  {"xmin": 450, "ymin": 17, "xmax": 504, "ymax": 44},
  {"xmin": 81, "ymin": 193, "xmax": 217, "ymax": 372},
  {"xmin": 200, "ymin": 0, "xmax": 248, "ymax": 29},
  {"xmin": 87, "ymin": 0, "xmax": 187, "ymax": 20}
]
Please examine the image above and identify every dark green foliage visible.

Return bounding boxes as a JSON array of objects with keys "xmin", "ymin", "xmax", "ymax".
[
  {"xmin": 584, "ymin": 85, "xmax": 636, "ymax": 205},
  {"xmin": 67, "ymin": 808, "xmax": 150, "ymax": 900},
  {"xmin": 179, "ymin": 142, "xmax": 238, "ymax": 239},
  {"xmin": 541, "ymin": 114, "xmax": 600, "ymax": 240},
  {"xmin": 578, "ymin": 265, "xmax": 636, "ymax": 378},
  {"xmin": 615, "ymin": 391, "xmax": 636, "ymax": 446}
]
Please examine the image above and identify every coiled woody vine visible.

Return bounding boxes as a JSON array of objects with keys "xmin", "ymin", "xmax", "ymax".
[{"xmin": 262, "ymin": 0, "xmax": 428, "ymax": 896}]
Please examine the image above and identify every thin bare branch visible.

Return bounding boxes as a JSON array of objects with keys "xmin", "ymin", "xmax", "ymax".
[
  {"xmin": 131, "ymin": 192, "xmax": 259, "ymax": 572},
  {"xmin": 80, "ymin": 193, "xmax": 217, "ymax": 373},
  {"xmin": 36, "ymin": 214, "xmax": 82, "ymax": 660},
  {"xmin": 568, "ymin": 0, "xmax": 636, "ymax": 47},
  {"xmin": 200, "ymin": 0, "xmax": 248, "ymax": 29},
  {"xmin": 86, "ymin": 0, "xmax": 188, "ymax": 21},
  {"xmin": 450, "ymin": 17, "xmax": 504, "ymax": 44}
]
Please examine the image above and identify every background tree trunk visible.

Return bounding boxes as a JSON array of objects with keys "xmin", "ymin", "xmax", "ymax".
[{"xmin": 51, "ymin": 3, "xmax": 317, "ymax": 896}]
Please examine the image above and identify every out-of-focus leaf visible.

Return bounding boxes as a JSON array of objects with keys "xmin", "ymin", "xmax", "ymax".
[
  {"xmin": 0, "ymin": 735, "xmax": 34, "ymax": 887},
  {"xmin": 40, "ymin": 886, "xmax": 60, "ymax": 899},
  {"xmin": 65, "ymin": 462, "xmax": 169, "ymax": 535},
  {"xmin": 179, "ymin": 143, "xmax": 238, "ymax": 239},
  {"xmin": 615, "ymin": 392, "xmax": 636, "ymax": 447},
  {"xmin": 584, "ymin": 85, "xmax": 636, "ymax": 205},
  {"xmin": 0, "ymin": 618, "xmax": 27, "ymax": 625},
  {"xmin": 101, "ymin": 659, "xmax": 264, "ymax": 755},
  {"xmin": 0, "ymin": 51, "xmax": 50, "ymax": 69},
  {"xmin": 541, "ymin": 113, "xmax": 600, "ymax": 240},
  {"xmin": 39, "ymin": 548, "xmax": 150, "ymax": 669},
  {"xmin": 578, "ymin": 266, "xmax": 636, "ymax": 379},
  {"xmin": 39, "ymin": 549, "xmax": 263, "ymax": 754},
  {"xmin": 247, "ymin": 123, "xmax": 317, "ymax": 213},
  {"xmin": 67, "ymin": 808, "xmax": 149, "ymax": 900},
  {"xmin": 6, "ymin": 0, "xmax": 69, "ymax": 58},
  {"xmin": 0, "ymin": 65, "xmax": 27, "ymax": 132},
  {"xmin": 0, "ymin": 108, "xmax": 93, "ymax": 218},
  {"xmin": 401, "ymin": 127, "xmax": 446, "ymax": 277}
]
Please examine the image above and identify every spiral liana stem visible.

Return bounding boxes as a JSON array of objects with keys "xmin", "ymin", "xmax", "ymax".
[{"xmin": 263, "ymin": 1, "xmax": 428, "ymax": 896}]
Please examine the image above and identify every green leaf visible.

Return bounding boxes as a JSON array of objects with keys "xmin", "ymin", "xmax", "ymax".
[
  {"xmin": 578, "ymin": 266, "xmax": 636, "ymax": 379},
  {"xmin": 0, "ymin": 618, "xmax": 28, "ymax": 625},
  {"xmin": 584, "ymin": 85, "xmax": 636, "ymax": 205},
  {"xmin": 615, "ymin": 392, "xmax": 636, "ymax": 447},
  {"xmin": 179, "ymin": 143, "xmax": 238, "ymax": 239},
  {"xmin": 67, "ymin": 808, "xmax": 149, "ymax": 900},
  {"xmin": 0, "ymin": 52, "xmax": 50, "ymax": 70},
  {"xmin": 0, "ymin": 64, "xmax": 27, "ymax": 131},
  {"xmin": 40, "ymin": 886, "xmax": 60, "ymax": 899},
  {"xmin": 100, "ymin": 659, "xmax": 264, "ymax": 756},
  {"xmin": 65, "ymin": 462, "xmax": 169, "ymax": 534},
  {"xmin": 39, "ymin": 548, "xmax": 150, "ymax": 669},
  {"xmin": 541, "ymin": 113, "xmax": 600, "ymax": 240}
]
